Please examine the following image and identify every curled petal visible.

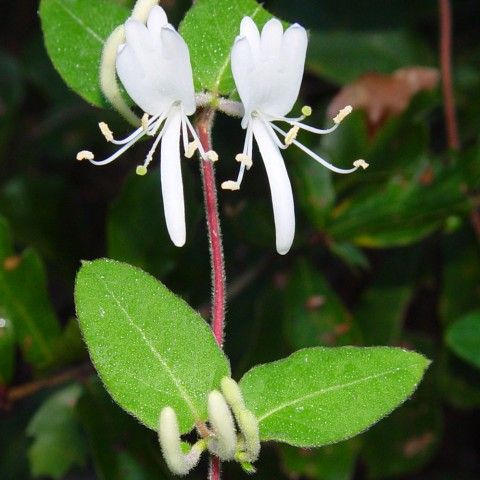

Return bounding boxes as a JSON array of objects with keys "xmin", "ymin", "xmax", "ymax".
[
  {"xmin": 252, "ymin": 119, "xmax": 295, "ymax": 255},
  {"xmin": 161, "ymin": 109, "xmax": 186, "ymax": 247}
]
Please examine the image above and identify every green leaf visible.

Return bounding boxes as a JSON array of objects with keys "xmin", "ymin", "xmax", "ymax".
[
  {"xmin": 445, "ymin": 311, "xmax": 480, "ymax": 369},
  {"xmin": 327, "ymin": 162, "xmax": 472, "ymax": 248},
  {"xmin": 0, "ymin": 217, "xmax": 62, "ymax": 369},
  {"xmin": 306, "ymin": 30, "xmax": 433, "ymax": 85},
  {"xmin": 283, "ymin": 260, "xmax": 361, "ymax": 349},
  {"xmin": 39, "ymin": 0, "xmax": 130, "ymax": 106},
  {"xmin": 27, "ymin": 384, "xmax": 87, "ymax": 479},
  {"xmin": 355, "ymin": 248, "xmax": 419, "ymax": 345},
  {"xmin": 240, "ymin": 347, "xmax": 430, "ymax": 447},
  {"xmin": 74, "ymin": 259, "xmax": 230, "ymax": 433},
  {"xmin": 180, "ymin": 0, "xmax": 273, "ymax": 95},
  {"xmin": 107, "ymin": 171, "xmax": 199, "ymax": 279},
  {"xmin": 280, "ymin": 440, "xmax": 359, "ymax": 480}
]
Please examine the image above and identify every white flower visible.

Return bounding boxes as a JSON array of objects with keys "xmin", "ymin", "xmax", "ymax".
[
  {"xmin": 77, "ymin": 6, "xmax": 214, "ymax": 248},
  {"xmin": 226, "ymin": 17, "xmax": 368, "ymax": 255}
]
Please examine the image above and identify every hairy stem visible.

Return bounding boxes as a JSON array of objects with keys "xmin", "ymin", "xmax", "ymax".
[
  {"xmin": 439, "ymin": 0, "xmax": 459, "ymax": 150},
  {"xmin": 195, "ymin": 108, "xmax": 226, "ymax": 480},
  {"xmin": 196, "ymin": 108, "xmax": 226, "ymax": 347}
]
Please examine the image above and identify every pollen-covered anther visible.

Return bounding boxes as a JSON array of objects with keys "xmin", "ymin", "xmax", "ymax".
[
  {"xmin": 285, "ymin": 126, "xmax": 300, "ymax": 145},
  {"xmin": 301, "ymin": 105, "xmax": 312, "ymax": 117},
  {"xmin": 141, "ymin": 113, "xmax": 150, "ymax": 131},
  {"xmin": 185, "ymin": 141, "xmax": 198, "ymax": 158},
  {"xmin": 98, "ymin": 122, "xmax": 114, "ymax": 142},
  {"xmin": 235, "ymin": 153, "xmax": 252, "ymax": 169},
  {"xmin": 221, "ymin": 180, "xmax": 240, "ymax": 191},
  {"xmin": 353, "ymin": 159, "xmax": 369, "ymax": 170},
  {"xmin": 206, "ymin": 150, "xmax": 219, "ymax": 162},
  {"xmin": 333, "ymin": 105, "xmax": 353, "ymax": 124},
  {"xmin": 76, "ymin": 150, "xmax": 94, "ymax": 161}
]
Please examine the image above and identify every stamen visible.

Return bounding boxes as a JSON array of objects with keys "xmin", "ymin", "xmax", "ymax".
[
  {"xmin": 301, "ymin": 105, "xmax": 312, "ymax": 117},
  {"xmin": 99, "ymin": 122, "xmax": 114, "ymax": 142},
  {"xmin": 76, "ymin": 150, "xmax": 94, "ymax": 161},
  {"xmin": 184, "ymin": 115, "xmax": 208, "ymax": 159},
  {"xmin": 221, "ymin": 180, "xmax": 240, "ymax": 191},
  {"xmin": 285, "ymin": 126, "xmax": 300, "ymax": 146},
  {"xmin": 136, "ymin": 165, "xmax": 148, "ymax": 176},
  {"xmin": 236, "ymin": 153, "xmax": 252, "ymax": 169},
  {"xmin": 206, "ymin": 150, "xmax": 219, "ymax": 162},
  {"xmin": 185, "ymin": 141, "xmax": 199, "ymax": 158},
  {"xmin": 141, "ymin": 113, "xmax": 150, "ymax": 131},
  {"xmin": 269, "ymin": 123, "xmax": 363, "ymax": 174},
  {"xmin": 334, "ymin": 105, "xmax": 353, "ymax": 124},
  {"xmin": 353, "ymin": 159, "xmax": 369, "ymax": 169}
]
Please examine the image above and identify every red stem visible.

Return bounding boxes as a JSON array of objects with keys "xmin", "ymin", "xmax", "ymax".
[
  {"xmin": 439, "ymin": 0, "xmax": 460, "ymax": 150},
  {"xmin": 196, "ymin": 108, "xmax": 226, "ymax": 347},
  {"xmin": 195, "ymin": 108, "xmax": 226, "ymax": 480}
]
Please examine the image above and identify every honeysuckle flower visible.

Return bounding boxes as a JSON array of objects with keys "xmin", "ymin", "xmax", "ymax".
[
  {"xmin": 77, "ymin": 5, "xmax": 216, "ymax": 248},
  {"xmin": 225, "ymin": 17, "xmax": 368, "ymax": 255}
]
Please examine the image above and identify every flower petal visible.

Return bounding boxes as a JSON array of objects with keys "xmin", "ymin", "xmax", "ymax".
[
  {"xmin": 231, "ymin": 19, "xmax": 308, "ymax": 119},
  {"xmin": 252, "ymin": 119, "xmax": 295, "ymax": 254},
  {"xmin": 147, "ymin": 5, "xmax": 168, "ymax": 35},
  {"xmin": 240, "ymin": 17, "xmax": 260, "ymax": 55},
  {"xmin": 260, "ymin": 18, "xmax": 283, "ymax": 59},
  {"xmin": 116, "ymin": 10, "xmax": 195, "ymax": 116},
  {"xmin": 161, "ymin": 109, "xmax": 186, "ymax": 247}
]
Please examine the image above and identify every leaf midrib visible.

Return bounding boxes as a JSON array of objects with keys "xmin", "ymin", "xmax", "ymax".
[
  {"xmin": 53, "ymin": 0, "xmax": 105, "ymax": 44},
  {"xmin": 92, "ymin": 270, "xmax": 200, "ymax": 420},
  {"xmin": 257, "ymin": 364, "xmax": 419, "ymax": 423}
]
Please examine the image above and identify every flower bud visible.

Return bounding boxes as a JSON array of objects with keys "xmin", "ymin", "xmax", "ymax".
[{"xmin": 207, "ymin": 390, "xmax": 237, "ymax": 460}]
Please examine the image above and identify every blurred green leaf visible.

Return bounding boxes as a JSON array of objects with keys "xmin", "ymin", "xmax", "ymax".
[
  {"xmin": 436, "ymin": 350, "xmax": 480, "ymax": 409},
  {"xmin": 75, "ymin": 259, "xmax": 230, "ymax": 432},
  {"xmin": 363, "ymin": 399, "xmax": 442, "ymax": 478},
  {"xmin": 27, "ymin": 384, "xmax": 87, "ymax": 479},
  {"xmin": 280, "ymin": 440, "xmax": 359, "ymax": 480},
  {"xmin": 446, "ymin": 311, "xmax": 480, "ymax": 370},
  {"xmin": 0, "ymin": 216, "xmax": 62, "ymax": 369},
  {"xmin": 240, "ymin": 347, "xmax": 430, "ymax": 446},
  {"xmin": 107, "ymin": 172, "xmax": 189, "ymax": 279},
  {"xmin": 440, "ymin": 229, "xmax": 480, "ymax": 326},
  {"xmin": 327, "ymin": 162, "xmax": 472, "ymax": 248},
  {"xmin": 291, "ymin": 154, "xmax": 335, "ymax": 230},
  {"xmin": 39, "ymin": 0, "xmax": 130, "ymax": 107},
  {"xmin": 283, "ymin": 260, "xmax": 361, "ymax": 349},
  {"xmin": 180, "ymin": 0, "xmax": 273, "ymax": 95},
  {"xmin": 307, "ymin": 31, "xmax": 434, "ymax": 85},
  {"xmin": 355, "ymin": 248, "xmax": 419, "ymax": 345}
]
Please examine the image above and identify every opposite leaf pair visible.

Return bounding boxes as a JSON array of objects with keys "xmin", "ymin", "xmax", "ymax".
[{"xmin": 77, "ymin": 0, "xmax": 368, "ymax": 254}]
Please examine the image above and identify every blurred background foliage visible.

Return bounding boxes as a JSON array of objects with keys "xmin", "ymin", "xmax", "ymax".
[{"xmin": 1, "ymin": 0, "xmax": 480, "ymax": 478}]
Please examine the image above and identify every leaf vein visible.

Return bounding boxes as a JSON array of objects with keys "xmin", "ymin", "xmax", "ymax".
[
  {"xmin": 257, "ymin": 364, "xmax": 419, "ymax": 422},
  {"xmin": 53, "ymin": 0, "xmax": 105, "ymax": 44}
]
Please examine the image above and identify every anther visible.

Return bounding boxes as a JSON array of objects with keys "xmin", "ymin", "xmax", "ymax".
[
  {"xmin": 221, "ymin": 181, "xmax": 240, "ymax": 191},
  {"xmin": 353, "ymin": 159, "xmax": 369, "ymax": 170},
  {"xmin": 98, "ymin": 122, "xmax": 114, "ymax": 142},
  {"xmin": 206, "ymin": 150, "xmax": 219, "ymax": 162},
  {"xmin": 185, "ymin": 141, "xmax": 198, "ymax": 158},
  {"xmin": 235, "ymin": 153, "xmax": 252, "ymax": 170},
  {"xmin": 285, "ymin": 126, "xmax": 300, "ymax": 146},
  {"xmin": 333, "ymin": 105, "xmax": 353, "ymax": 124},
  {"xmin": 301, "ymin": 105, "xmax": 312, "ymax": 117},
  {"xmin": 136, "ymin": 165, "xmax": 148, "ymax": 176},
  {"xmin": 141, "ymin": 113, "xmax": 150, "ymax": 131},
  {"xmin": 76, "ymin": 150, "xmax": 94, "ymax": 161}
]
